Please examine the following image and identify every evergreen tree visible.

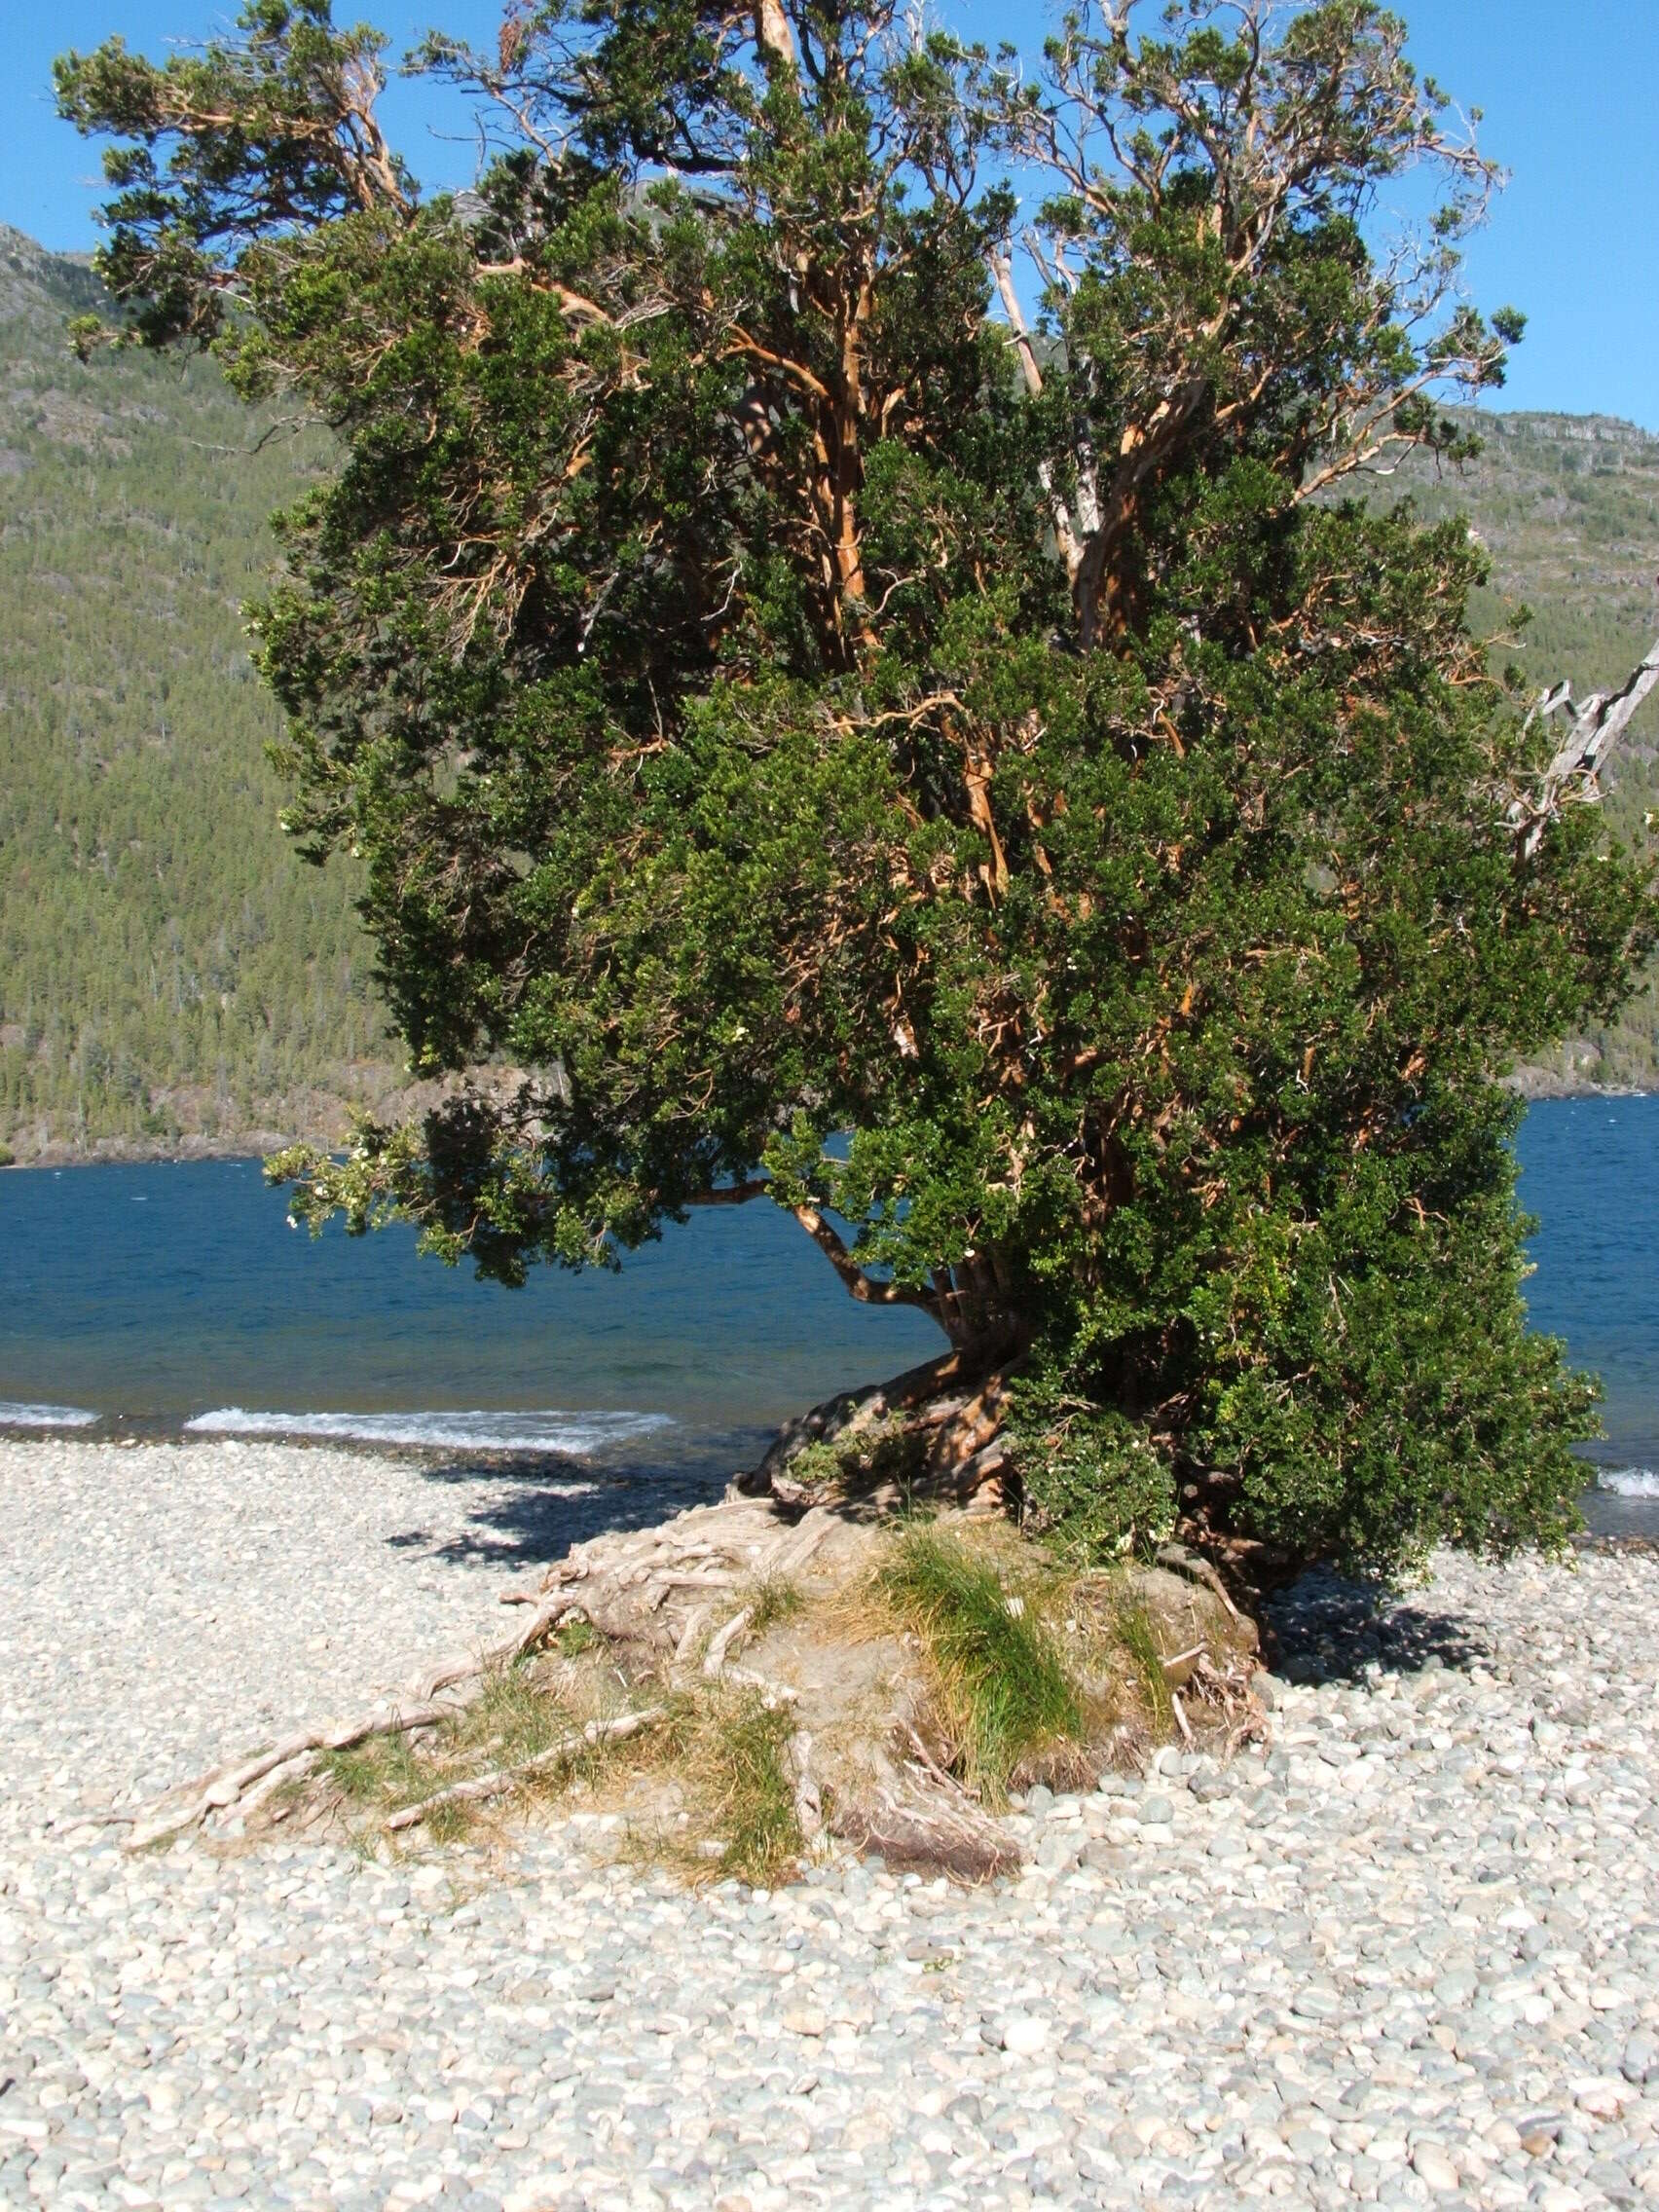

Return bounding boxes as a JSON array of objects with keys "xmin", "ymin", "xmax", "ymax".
[{"xmin": 58, "ymin": 0, "xmax": 1656, "ymax": 1572}]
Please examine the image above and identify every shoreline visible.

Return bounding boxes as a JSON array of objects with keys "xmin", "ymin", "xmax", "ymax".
[
  {"xmin": 5, "ymin": 1076, "xmax": 1655, "ymax": 1170},
  {"xmin": 3, "ymin": 1415, "xmax": 1656, "ymax": 1543}
]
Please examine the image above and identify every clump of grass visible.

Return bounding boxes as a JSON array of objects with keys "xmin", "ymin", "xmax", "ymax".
[
  {"xmin": 424, "ymin": 1797, "xmax": 472, "ymax": 1845},
  {"xmin": 323, "ymin": 1730, "xmax": 424, "ymax": 1808},
  {"xmin": 880, "ymin": 1527, "xmax": 1082, "ymax": 1804},
  {"xmin": 1115, "ymin": 1604, "xmax": 1173, "ymax": 1732},
  {"xmin": 455, "ymin": 1661, "xmax": 564, "ymax": 1765},
  {"xmin": 316, "ymin": 1659, "xmax": 585, "ymax": 1847},
  {"xmin": 627, "ymin": 1690, "xmax": 801, "ymax": 1886},
  {"xmin": 555, "ymin": 1617, "xmax": 600, "ymax": 1658},
  {"xmin": 743, "ymin": 1574, "xmax": 805, "ymax": 1637},
  {"xmin": 705, "ymin": 1692, "xmax": 802, "ymax": 1885}
]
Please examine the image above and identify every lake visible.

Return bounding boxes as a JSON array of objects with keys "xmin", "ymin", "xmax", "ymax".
[{"xmin": 1, "ymin": 1096, "xmax": 1655, "ymax": 1518}]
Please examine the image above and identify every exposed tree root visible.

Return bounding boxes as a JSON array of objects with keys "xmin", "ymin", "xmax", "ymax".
[
  {"xmin": 385, "ymin": 1708, "xmax": 667, "ymax": 1832},
  {"xmin": 735, "ymin": 1344, "xmax": 1020, "ymax": 1513},
  {"xmin": 122, "ymin": 1496, "xmax": 835, "ymax": 1852},
  {"xmin": 125, "ymin": 1585, "xmax": 585, "ymax": 1850},
  {"xmin": 833, "ymin": 1791, "xmax": 1022, "ymax": 1884},
  {"xmin": 117, "ymin": 1391, "xmax": 1266, "ymax": 1879}
]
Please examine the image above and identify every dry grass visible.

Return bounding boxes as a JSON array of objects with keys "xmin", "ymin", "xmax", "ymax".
[
  {"xmin": 619, "ymin": 1687, "xmax": 803, "ymax": 1886},
  {"xmin": 701, "ymin": 1692, "xmax": 803, "ymax": 1884}
]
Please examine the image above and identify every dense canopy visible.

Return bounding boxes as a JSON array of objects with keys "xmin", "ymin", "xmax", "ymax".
[{"xmin": 58, "ymin": 0, "xmax": 1656, "ymax": 1572}]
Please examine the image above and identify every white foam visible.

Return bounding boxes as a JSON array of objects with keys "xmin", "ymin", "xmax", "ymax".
[
  {"xmin": 183, "ymin": 1407, "xmax": 674, "ymax": 1456},
  {"xmin": 1597, "ymin": 1466, "xmax": 1659, "ymax": 1499},
  {"xmin": 0, "ymin": 1401, "xmax": 99, "ymax": 1429}
]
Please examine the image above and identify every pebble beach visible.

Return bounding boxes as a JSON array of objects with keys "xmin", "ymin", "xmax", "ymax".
[{"xmin": 3, "ymin": 1438, "xmax": 1659, "ymax": 2212}]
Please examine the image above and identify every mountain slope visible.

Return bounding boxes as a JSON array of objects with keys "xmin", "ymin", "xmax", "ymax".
[
  {"xmin": 0, "ymin": 227, "xmax": 1655, "ymax": 1161},
  {"xmin": 0, "ymin": 227, "xmax": 397, "ymax": 1159}
]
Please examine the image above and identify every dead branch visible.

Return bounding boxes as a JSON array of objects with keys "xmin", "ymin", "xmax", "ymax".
[{"xmin": 1508, "ymin": 637, "xmax": 1659, "ymax": 860}]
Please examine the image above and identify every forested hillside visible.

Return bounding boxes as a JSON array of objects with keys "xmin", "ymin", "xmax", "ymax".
[
  {"xmin": 0, "ymin": 226, "xmax": 396, "ymax": 1161},
  {"xmin": 0, "ymin": 226, "xmax": 1656, "ymax": 1161}
]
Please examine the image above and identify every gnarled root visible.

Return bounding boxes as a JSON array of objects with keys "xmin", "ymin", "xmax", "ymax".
[
  {"xmin": 736, "ymin": 1342, "xmax": 1021, "ymax": 1513},
  {"xmin": 122, "ymin": 1496, "xmax": 832, "ymax": 1852},
  {"xmin": 833, "ymin": 1791, "xmax": 1021, "ymax": 1884},
  {"xmin": 385, "ymin": 1708, "xmax": 667, "ymax": 1833},
  {"xmin": 124, "ymin": 1587, "xmax": 586, "ymax": 1851}
]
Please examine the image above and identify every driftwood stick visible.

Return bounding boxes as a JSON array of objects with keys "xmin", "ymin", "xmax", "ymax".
[
  {"xmin": 673, "ymin": 1604, "xmax": 709, "ymax": 1666},
  {"xmin": 703, "ymin": 1607, "xmax": 754, "ymax": 1679},
  {"xmin": 772, "ymin": 1510, "xmax": 833, "ymax": 1579}
]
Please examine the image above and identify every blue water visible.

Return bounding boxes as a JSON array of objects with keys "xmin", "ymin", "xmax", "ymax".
[
  {"xmin": 0, "ymin": 1098, "xmax": 1653, "ymax": 1510},
  {"xmin": 1515, "ymin": 1095, "xmax": 1659, "ymax": 1527},
  {"xmin": 0, "ymin": 1158, "xmax": 946, "ymax": 1473}
]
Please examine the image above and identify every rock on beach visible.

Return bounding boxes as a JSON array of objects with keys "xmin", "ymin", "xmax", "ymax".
[{"xmin": 4, "ymin": 1435, "xmax": 1659, "ymax": 2210}]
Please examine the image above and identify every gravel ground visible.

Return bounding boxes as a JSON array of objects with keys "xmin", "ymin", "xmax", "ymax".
[{"xmin": 3, "ymin": 1440, "xmax": 1659, "ymax": 2212}]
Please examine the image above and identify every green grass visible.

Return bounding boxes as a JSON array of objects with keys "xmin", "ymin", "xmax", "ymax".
[
  {"xmin": 322, "ymin": 1730, "xmax": 424, "ymax": 1808},
  {"xmin": 743, "ymin": 1574, "xmax": 805, "ymax": 1637},
  {"xmin": 880, "ymin": 1527, "xmax": 1082, "ymax": 1804},
  {"xmin": 1115, "ymin": 1604, "xmax": 1173, "ymax": 1732},
  {"xmin": 318, "ymin": 1660, "xmax": 574, "ymax": 1843},
  {"xmin": 706, "ymin": 1694, "xmax": 803, "ymax": 1886},
  {"xmin": 459, "ymin": 1663, "xmax": 565, "ymax": 1765}
]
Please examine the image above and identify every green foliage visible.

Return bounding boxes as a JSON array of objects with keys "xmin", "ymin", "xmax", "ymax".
[
  {"xmin": 782, "ymin": 1414, "xmax": 930, "ymax": 1498},
  {"xmin": 1006, "ymin": 1387, "xmax": 1177, "ymax": 1564},
  {"xmin": 1188, "ymin": 1092, "xmax": 1599, "ymax": 1568},
  {"xmin": 1382, "ymin": 413, "xmax": 1659, "ymax": 1089},
  {"xmin": 55, "ymin": 0, "xmax": 1659, "ymax": 1576},
  {"xmin": 881, "ymin": 1526, "xmax": 1082, "ymax": 1802}
]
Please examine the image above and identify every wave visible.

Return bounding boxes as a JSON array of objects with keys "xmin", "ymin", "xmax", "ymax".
[
  {"xmin": 182, "ymin": 1406, "xmax": 674, "ymax": 1456},
  {"xmin": 1596, "ymin": 1466, "xmax": 1659, "ymax": 1499},
  {"xmin": 0, "ymin": 1401, "xmax": 100, "ymax": 1429}
]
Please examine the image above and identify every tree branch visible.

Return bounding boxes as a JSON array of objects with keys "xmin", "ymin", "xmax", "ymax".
[
  {"xmin": 683, "ymin": 1179, "xmax": 771, "ymax": 1207},
  {"xmin": 989, "ymin": 249, "xmax": 1086, "ymax": 584},
  {"xmin": 793, "ymin": 1205, "xmax": 941, "ymax": 1317}
]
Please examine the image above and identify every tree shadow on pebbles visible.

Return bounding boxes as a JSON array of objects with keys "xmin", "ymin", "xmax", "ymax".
[
  {"xmin": 386, "ymin": 1444, "xmax": 753, "ymax": 1571},
  {"xmin": 1262, "ymin": 1564, "xmax": 1490, "ymax": 1685}
]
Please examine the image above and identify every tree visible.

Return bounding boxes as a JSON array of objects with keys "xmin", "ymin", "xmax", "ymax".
[{"xmin": 58, "ymin": 0, "xmax": 1656, "ymax": 1575}]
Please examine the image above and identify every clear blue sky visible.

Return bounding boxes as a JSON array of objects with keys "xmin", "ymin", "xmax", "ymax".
[{"xmin": 6, "ymin": 0, "xmax": 1655, "ymax": 429}]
